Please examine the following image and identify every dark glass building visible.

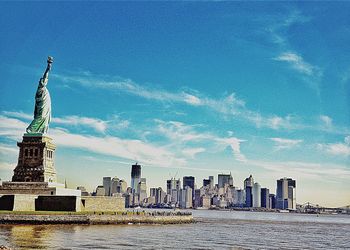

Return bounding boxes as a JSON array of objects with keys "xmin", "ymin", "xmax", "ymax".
[
  {"xmin": 245, "ymin": 186, "xmax": 252, "ymax": 207},
  {"xmin": 261, "ymin": 188, "xmax": 270, "ymax": 208},
  {"xmin": 183, "ymin": 176, "xmax": 195, "ymax": 202},
  {"xmin": 131, "ymin": 163, "xmax": 141, "ymax": 194}
]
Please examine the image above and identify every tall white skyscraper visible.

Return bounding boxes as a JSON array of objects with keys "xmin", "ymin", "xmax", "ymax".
[{"xmin": 252, "ymin": 182, "xmax": 261, "ymax": 208}]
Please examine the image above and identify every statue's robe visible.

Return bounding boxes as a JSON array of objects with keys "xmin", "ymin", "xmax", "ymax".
[{"xmin": 26, "ymin": 77, "xmax": 51, "ymax": 134}]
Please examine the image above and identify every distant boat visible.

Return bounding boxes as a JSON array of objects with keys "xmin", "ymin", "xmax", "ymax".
[{"xmin": 278, "ymin": 210, "xmax": 289, "ymax": 213}]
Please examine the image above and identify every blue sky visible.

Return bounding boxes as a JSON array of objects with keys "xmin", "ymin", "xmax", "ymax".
[{"xmin": 0, "ymin": 2, "xmax": 349, "ymax": 207}]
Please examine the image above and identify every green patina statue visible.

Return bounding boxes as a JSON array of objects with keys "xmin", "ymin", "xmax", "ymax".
[{"xmin": 26, "ymin": 56, "xmax": 53, "ymax": 134}]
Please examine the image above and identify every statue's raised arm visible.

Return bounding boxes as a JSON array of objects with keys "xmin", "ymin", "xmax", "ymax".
[
  {"xmin": 40, "ymin": 56, "xmax": 53, "ymax": 87},
  {"xmin": 26, "ymin": 56, "xmax": 53, "ymax": 134}
]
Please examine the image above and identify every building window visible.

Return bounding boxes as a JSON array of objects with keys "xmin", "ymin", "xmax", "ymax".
[
  {"xmin": 34, "ymin": 149, "xmax": 38, "ymax": 157},
  {"xmin": 30, "ymin": 149, "xmax": 33, "ymax": 157},
  {"xmin": 25, "ymin": 149, "xmax": 28, "ymax": 157}
]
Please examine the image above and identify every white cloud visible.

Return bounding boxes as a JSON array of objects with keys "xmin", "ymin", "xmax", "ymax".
[
  {"xmin": 270, "ymin": 137, "xmax": 303, "ymax": 150},
  {"xmin": 317, "ymin": 136, "xmax": 350, "ymax": 157},
  {"xmin": 155, "ymin": 120, "xmax": 246, "ymax": 162},
  {"xmin": 46, "ymin": 71, "xmax": 349, "ymax": 134},
  {"xmin": 51, "ymin": 128, "xmax": 185, "ymax": 167},
  {"xmin": 248, "ymin": 159, "xmax": 350, "ymax": 181},
  {"xmin": 0, "ymin": 162, "xmax": 15, "ymax": 171},
  {"xmin": 267, "ymin": 10, "xmax": 311, "ymax": 46},
  {"xmin": 320, "ymin": 115, "xmax": 333, "ymax": 128},
  {"xmin": 53, "ymin": 116, "xmax": 107, "ymax": 133},
  {"xmin": 0, "ymin": 115, "xmax": 185, "ymax": 168},
  {"xmin": 182, "ymin": 147, "xmax": 206, "ymax": 158},
  {"xmin": 274, "ymin": 52, "xmax": 316, "ymax": 76},
  {"xmin": 2, "ymin": 111, "xmax": 32, "ymax": 120},
  {"xmin": 183, "ymin": 93, "xmax": 202, "ymax": 106},
  {"xmin": 54, "ymin": 72, "xmax": 247, "ymax": 117},
  {"xmin": 2, "ymin": 111, "xmax": 130, "ymax": 134},
  {"xmin": 0, "ymin": 144, "xmax": 17, "ymax": 154}
]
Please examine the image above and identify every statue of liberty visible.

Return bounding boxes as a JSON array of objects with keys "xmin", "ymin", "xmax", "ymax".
[{"xmin": 26, "ymin": 56, "xmax": 53, "ymax": 134}]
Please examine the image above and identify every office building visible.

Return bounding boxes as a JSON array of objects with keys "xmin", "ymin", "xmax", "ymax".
[
  {"xmin": 244, "ymin": 175, "xmax": 254, "ymax": 189},
  {"xmin": 167, "ymin": 178, "xmax": 181, "ymax": 194},
  {"xmin": 194, "ymin": 189, "xmax": 201, "ymax": 208},
  {"xmin": 103, "ymin": 177, "xmax": 111, "ymax": 196},
  {"xmin": 203, "ymin": 178, "xmax": 211, "ymax": 187},
  {"xmin": 218, "ymin": 173, "xmax": 233, "ymax": 188},
  {"xmin": 110, "ymin": 177, "xmax": 119, "ymax": 195},
  {"xmin": 276, "ymin": 177, "xmax": 296, "ymax": 210},
  {"xmin": 131, "ymin": 163, "xmax": 141, "ymax": 194},
  {"xmin": 183, "ymin": 176, "xmax": 195, "ymax": 201},
  {"xmin": 209, "ymin": 176, "xmax": 214, "ymax": 189},
  {"xmin": 252, "ymin": 182, "xmax": 261, "ymax": 208},
  {"xmin": 244, "ymin": 175, "xmax": 254, "ymax": 207},
  {"xmin": 261, "ymin": 188, "xmax": 270, "ymax": 208},
  {"xmin": 118, "ymin": 180, "xmax": 127, "ymax": 193},
  {"xmin": 245, "ymin": 186, "xmax": 252, "ymax": 207},
  {"xmin": 180, "ymin": 186, "xmax": 192, "ymax": 208},
  {"xmin": 138, "ymin": 178, "xmax": 147, "ymax": 204},
  {"xmin": 95, "ymin": 186, "xmax": 105, "ymax": 196},
  {"xmin": 269, "ymin": 194, "xmax": 276, "ymax": 209}
]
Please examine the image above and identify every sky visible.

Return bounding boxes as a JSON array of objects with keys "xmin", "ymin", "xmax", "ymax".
[{"xmin": 0, "ymin": 2, "xmax": 349, "ymax": 207}]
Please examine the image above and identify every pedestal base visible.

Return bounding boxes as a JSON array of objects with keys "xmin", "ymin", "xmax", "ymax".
[{"xmin": 12, "ymin": 134, "xmax": 57, "ymax": 182}]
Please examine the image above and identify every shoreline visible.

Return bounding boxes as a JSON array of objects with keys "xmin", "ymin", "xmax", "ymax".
[{"xmin": 0, "ymin": 211, "xmax": 194, "ymax": 225}]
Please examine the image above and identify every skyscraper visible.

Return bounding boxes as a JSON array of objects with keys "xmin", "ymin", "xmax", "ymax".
[
  {"xmin": 252, "ymin": 182, "xmax": 261, "ymax": 208},
  {"xmin": 183, "ymin": 176, "xmax": 195, "ymax": 202},
  {"xmin": 218, "ymin": 173, "xmax": 233, "ymax": 188},
  {"xmin": 138, "ymin": 178, "xmax": 147, "ymax": 204},
  {"xmin": 244, "ymin": 175, "xmax": 254, "ymax": 189},
  {"xmin": 103, "ymin": 177, "xmax": 111, "ymax": 196},
  {"xmin": 244, "ymin": 175, "xmax": 254, "ymax": 207},
  {"xmin": 276, "ymin": 177, "xmax": 296, "ymax": 210},
  {"xmin": 131, "ymin": 163, "xmax": 141, "ymax": 194},
  {"xmin": 110, "ymin": 177, "xmax": 120, "ymax": 195},
  {"xmin": 209, "ymin": 176, "xmax": 214, "ymax": 189},
  {"xmin": 269, "ymin": 194, "xmax": 276, "ymax": 209},
  {"xmin": 245, "ymin": 186, "xmax": 252, "ymax": 207},
  {"xmin": 261, "ymin": 188, "xmax": 270, "ymax": 208},
  {"xmin": 180, "ymin": 186, "xmax": 193, "ymax": 208},
  {"xmin": 203, "ymin": 178, "xmax": 211, "ymax": 187},
  {"xmin": 166, "ymin": 178, "xmax": 181, "ymax": 205}
]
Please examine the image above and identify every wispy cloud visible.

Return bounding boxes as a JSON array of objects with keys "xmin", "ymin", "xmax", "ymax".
[
  {"xmin": 266, "ymin": 10, "xmax": 310, "ymax": 46},
  {"xmin": 53, "ymin": 72, "xmax": 246, "ymax": 117},
  {"xmin": 155, "ymin": 120, "xmax": 247, "ymax": 162},
  {"xmin": 248, "ymin": 159, "xmax": 350, "ymax": 181},
  {"xmin": 0, "ymin": 115, "xmax": 185, "ymax": 168},
  {"xmin": 0, "ymin": 143, "xmax": 17, "ymax": 154},
  {"xmin": 2, "ymin": 111, "xmax": 129, "ymax": 134},
  {"xmin": 269, "ymin": 137, "xmax": 303, "ymax": 150},
  {"xmin": 53, "ymin": 71, "xmax": 300, "ymax": 131},
  {"xmin": 317, "ymin": 136, "xmax": 350, "ymax": 157},
  {"xmin": 265, "ymin": 10, "xmax": 322, "ymax": 94},
  {"xmin": 53, "ymin": 116, "xmax": 107, "ymax": 133},
  {"xmin": 0, "ymin": 162, "xmax": 15, "ymax": 171},
  {"xmin": 274, "ymin": 52, "xmax": 318, "ymax": 76},
  {"xmin": 320, "ymin": 115, "xmax": 333, "ymax": 129},
  {"xmin": 51, "ymin": 71, "xmax": 350, "ymax": 135}
]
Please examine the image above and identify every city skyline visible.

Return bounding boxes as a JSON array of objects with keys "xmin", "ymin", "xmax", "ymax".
[{"xmin": 0, "ymin": 2, "xmax": 349, "ymax": 207}]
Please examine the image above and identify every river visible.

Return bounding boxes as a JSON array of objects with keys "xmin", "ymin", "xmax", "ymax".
[{"xmin": 0, "ymin": 210, "xmax": 349, "ymax": 249}]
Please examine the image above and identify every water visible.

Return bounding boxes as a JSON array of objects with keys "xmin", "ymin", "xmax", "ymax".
[{"xmin": 1, "ymin": 210, "xmax": 349, "ymax": 249}]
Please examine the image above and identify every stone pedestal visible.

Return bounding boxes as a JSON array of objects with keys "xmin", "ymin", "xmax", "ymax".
[{"xmin": 12, "ymin": 134, "xmax": 57, "ymax": 183}]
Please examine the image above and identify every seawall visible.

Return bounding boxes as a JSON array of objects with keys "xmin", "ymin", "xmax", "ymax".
[{"xmin": 0, "ymin": 211, "xmax": 194, "ymax": 225}]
